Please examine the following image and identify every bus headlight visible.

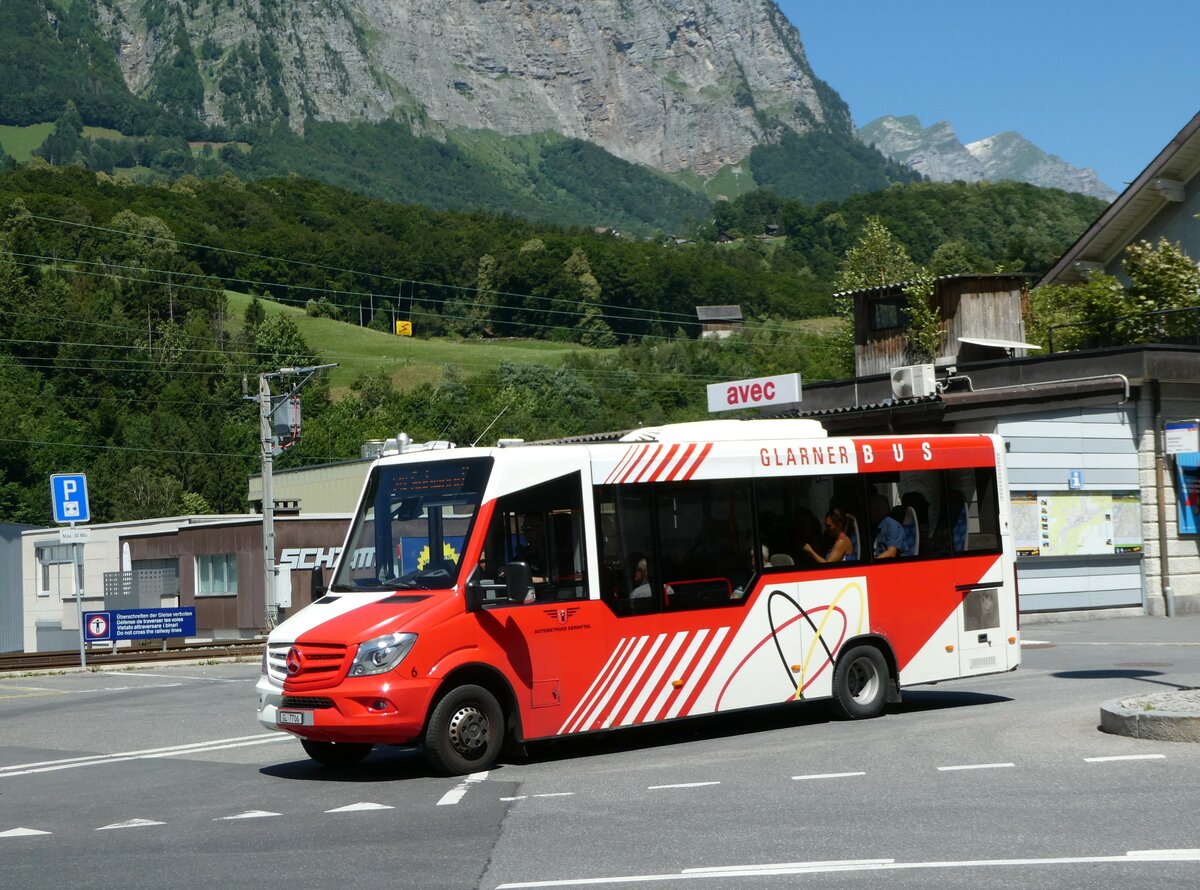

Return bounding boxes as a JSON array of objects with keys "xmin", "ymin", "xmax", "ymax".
[{"xmin": 349, "ymin": 632, "xmax": 417, "ymax": 677}]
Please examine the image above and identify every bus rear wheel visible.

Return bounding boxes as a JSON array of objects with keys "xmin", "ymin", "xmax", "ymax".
[
  {"xmin": 301, "ymin": 738, "xmax": 374, "ymax": 767},
  {"xmin": 830, "ymin": 645, "xmax": 888, "ymax": 720},
  {"xmin": 424, "ymin": 684, "xmax": 504, "ymax": 775}
]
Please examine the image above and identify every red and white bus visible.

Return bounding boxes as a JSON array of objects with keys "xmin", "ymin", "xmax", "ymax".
[{"xmin": 257, "ymin": 419, "xmax": 1019, "ymax": 774}]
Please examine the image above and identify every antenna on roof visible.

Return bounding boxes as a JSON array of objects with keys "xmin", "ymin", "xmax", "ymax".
[{"xmin": 471, "ymin": 404, "xmax": 511, "ymax": 448}]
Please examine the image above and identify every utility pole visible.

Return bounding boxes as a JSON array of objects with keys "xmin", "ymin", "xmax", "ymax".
[{"xmin": 246, "ymin": 363, "xmax": 337, "ymax": 630}]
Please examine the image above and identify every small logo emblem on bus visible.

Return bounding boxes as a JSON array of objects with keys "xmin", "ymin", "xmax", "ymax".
[
  {"xmin": 286, "ymin": 647, "xmax": 303, "ymax": 676},
  {"xmin": 544, "ymin": 607, "xmax": 580, "ymax": 625}
]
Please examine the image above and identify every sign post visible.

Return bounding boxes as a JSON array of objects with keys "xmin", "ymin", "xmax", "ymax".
[{"xmin": 50, "ymin": 473, "xmax": 91, "ymax": 669}]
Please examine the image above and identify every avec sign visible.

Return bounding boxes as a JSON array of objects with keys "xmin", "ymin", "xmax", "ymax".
[{"xmin": 707, "ymin": 373, "xmax": 801, "ymax": 413}]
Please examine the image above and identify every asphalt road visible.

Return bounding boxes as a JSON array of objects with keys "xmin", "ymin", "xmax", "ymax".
[{"xmin": 2, "ymin": 615, "xmax": 1198, "ymax": 889}]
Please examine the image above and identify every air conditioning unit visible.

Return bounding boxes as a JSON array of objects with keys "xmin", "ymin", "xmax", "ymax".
[{"xmin": 890, "ymin": 363, "xmax": 936, "ymax": 399}]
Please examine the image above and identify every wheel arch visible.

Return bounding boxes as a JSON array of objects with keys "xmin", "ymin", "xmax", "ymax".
[
  {"xmin": 428, "ymin": 663, "xmax": 524, "ymax": 742},
  {"xmin": 839, "ymin": 633, "xmax": 902, "ymax": 703}
]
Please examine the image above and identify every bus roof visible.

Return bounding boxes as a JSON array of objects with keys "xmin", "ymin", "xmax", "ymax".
[{"xmin": 620, "ymin": 419, "xmax": 827, "ymax": 443}]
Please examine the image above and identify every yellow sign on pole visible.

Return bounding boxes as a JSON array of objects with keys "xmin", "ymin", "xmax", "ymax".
[{"xmin": 395, "ymin": 320, "xmax": 413, "ymax": 337}]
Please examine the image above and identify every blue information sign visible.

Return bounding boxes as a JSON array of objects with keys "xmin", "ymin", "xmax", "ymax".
[
  {"xmin": 50, "ymin": 473, "xmax": 91, "ymax": 524},
  {"xmin": 83, "ymin": 608, "xmax": 197, "ymax": 642}
]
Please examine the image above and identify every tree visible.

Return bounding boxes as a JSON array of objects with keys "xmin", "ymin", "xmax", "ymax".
[
  {"xmin": 565, "ymin": 248, "xmax": 616, "ymax": 347},
  {"xmin": 1123, "ymin": 238, "xmax": 1200, "ymax": 341},
  {"xmin": 1026, "ymin": 239, "xmax": 1200, "ymax": 351},
  {"xmin": 902, "ymin": 269, "xmax": 943, "ymax": 363},
  {"xmin": 1026, "ymin": 274, "xmax": 1125, "ymax": 351},
  {"xmin": 252, "ymin": 314, "xmax": 320, "ymax": 370},
  {"xmin": 827, "ymin": 217, "xmax": 919, "ymax": 375},
  {"xmin": 35, "ymin": 101, "xmax": 85, "ymax": 166},
  {"xmin": 834, "ymin": 216, "xmax": 918, "ymax": 292}
]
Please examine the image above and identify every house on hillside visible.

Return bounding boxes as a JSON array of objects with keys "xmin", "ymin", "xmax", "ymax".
[{"xmin": 696, "ymin": 304, "xmax": 744, "ymax": 339}]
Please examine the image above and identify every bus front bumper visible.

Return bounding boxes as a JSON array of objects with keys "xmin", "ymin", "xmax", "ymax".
[{"xmin": 256, "ymin": 673, "xmax": 435, "ymax": 745}]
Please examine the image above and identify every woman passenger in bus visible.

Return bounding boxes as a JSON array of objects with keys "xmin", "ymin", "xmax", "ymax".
[{"xmin": 802, "ymin": 508, "xmax": 855, "ymax": 564}]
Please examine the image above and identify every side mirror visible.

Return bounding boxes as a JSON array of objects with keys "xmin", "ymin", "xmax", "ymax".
[
  {"xmin": 504, "ymin": 562, "xmax": 535, "ymax": 604},
  {"xmin": 464, "ymin": 566, "xmax": 483, "ymax": 613}
]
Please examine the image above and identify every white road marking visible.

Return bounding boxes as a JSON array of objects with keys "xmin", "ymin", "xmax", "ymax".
[
  {"xmin": 0, "ymin": 733, "xmax": 290, "ymax": 778},
  {"xmin": 437, "ymin": 770, "xmax": 490, "ymax": 806},
  {"xmin": 1043, "ymin": 641, "xmax": 1200, "ymax": 647},
  {"xmin": 0, "ymin": 828, "xmax": 51, "ymax": 838},
  {"xmin": 937, "ymin": 762, "xmax": 1015, "ymax": 772},
  {"xmin": 792, "ymin": 771, "xmax": 866, "ymax": 781},
  {"xmin": 326, "ymin": 802, "xmax": 394, "ymax": 813},
  {"xmin": 493, "ymin": 849, "xmax": 1200, "ymax": 887},
  {"xmin": 215, "ymin": 811, "xmax": 282, "ymax": 821},
  {"xmin": 1084, "ymin": 754, "xmax": 1167, "ymax": 763},
  {"xmin": 647, "ymin": 782, "xmax": 720, "ymax": 790},
  {"xmin": 501, "ymin": 792, "xmax": 576, "ymax": 802},
  {"xmin": 684, "ymin": 859, "xmax": 894, "ymax": 874},
  {"xmin": 96, "ymin": 818, "xmax": 165, "ymax": 830}
]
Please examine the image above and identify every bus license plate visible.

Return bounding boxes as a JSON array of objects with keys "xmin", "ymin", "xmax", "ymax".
[{"xmin": 278, "ymin": 710, "xmax": 309, "ymax": 726}]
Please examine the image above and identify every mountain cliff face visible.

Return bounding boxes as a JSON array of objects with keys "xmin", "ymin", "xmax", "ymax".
[
  {"xmin": 95, "ymin": 0, "xmax": 852, "ymax": 176},
  {"xmin": 859, "ymin": 115, "xmax": 1116, "ymax": 201}
]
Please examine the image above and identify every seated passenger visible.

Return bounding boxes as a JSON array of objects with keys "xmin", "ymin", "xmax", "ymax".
[
  {"xmin": 803, "ymin": 508, "xmax": 855, "ymax": 564},
  {"xmin": 870, "ymin": 494, "xmax": 911, "ymax": 559}
]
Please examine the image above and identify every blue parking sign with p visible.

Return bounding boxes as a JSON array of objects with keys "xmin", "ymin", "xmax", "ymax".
[{"xmin": 51, "ymin": 473, "xmax": 90, "ymax": 524}]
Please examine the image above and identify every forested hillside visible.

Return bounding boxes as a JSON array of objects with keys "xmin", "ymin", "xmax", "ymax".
[{"xmin": 0, "ymin": 164, "xmax": 1103, "ymax": 525}]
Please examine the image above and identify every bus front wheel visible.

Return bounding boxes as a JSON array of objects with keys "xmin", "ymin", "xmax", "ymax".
[
  {"xmin": 830, "ymin": 645, "xmax": 888, "ymax": 720},
  {"xmin": 301, "ymin": 738, "xmax": 374, "ymax": 767},
  {"xmin": 424, "ymin": 684, "xmax": 504, "ymax": 775}
]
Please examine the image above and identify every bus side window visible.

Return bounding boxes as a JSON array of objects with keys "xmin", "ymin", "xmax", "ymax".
[
  {"xmin": 657, "ymin": 479, "xmax": 752, "ymax": 611},
  {"xmin": 948, "ymin": 468, "xmax": 1001, "ymax": 554}
]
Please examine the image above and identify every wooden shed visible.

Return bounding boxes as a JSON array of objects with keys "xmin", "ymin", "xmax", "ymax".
[
  {"xmin": 696, "ymin": 304, "xmax": 744, "ymax": 339},
  {"xmin": 846, "ymin": 274, "xmax": 1030, "ymax": 377}
]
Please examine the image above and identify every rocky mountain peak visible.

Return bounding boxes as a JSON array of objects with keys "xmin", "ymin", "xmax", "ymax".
[{"xmin": 859, "ymin": 115, "xmax": 1116, "ymax": 201}]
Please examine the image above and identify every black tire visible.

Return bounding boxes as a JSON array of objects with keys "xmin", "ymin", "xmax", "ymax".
[
  {"xmin": 300, "ymin": 738, "xmax": 374, "ymax": 767},
  {"xmin": 830, "ymin": 645, "xmax": 889, "ymax": 720},
  {"xmin": 423, "ymin": 684, "xmax": 505, "ymax": 775}
]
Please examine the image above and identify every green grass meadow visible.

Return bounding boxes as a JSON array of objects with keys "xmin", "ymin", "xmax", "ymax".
[{"xmin": 225, "ymin": 291, "xmax": 603, "ymax": 396}]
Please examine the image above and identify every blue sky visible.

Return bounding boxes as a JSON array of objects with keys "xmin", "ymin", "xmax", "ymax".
[{"xmin": 776, "ymin": 1, "xmax": 1200, "ymax": 191}]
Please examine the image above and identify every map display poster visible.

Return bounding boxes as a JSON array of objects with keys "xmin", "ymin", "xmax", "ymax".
[{"xmin": 1012, "ymin": 492, "xmax": 1142, "ymax": 557}]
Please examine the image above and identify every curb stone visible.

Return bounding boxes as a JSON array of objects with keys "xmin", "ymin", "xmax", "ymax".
[{"xmin": 1099, "ymin": 689, "xmax": 1200, "ymax": 742}]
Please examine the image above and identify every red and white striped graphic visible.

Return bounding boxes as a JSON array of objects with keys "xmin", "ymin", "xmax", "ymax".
[
  {"xmin": 603, "ymin": 442, "xmax": 713, "ymax": 485},
  {"xmin": 557, "ymin": 626, "xmax": 732, "ymax": 735}
]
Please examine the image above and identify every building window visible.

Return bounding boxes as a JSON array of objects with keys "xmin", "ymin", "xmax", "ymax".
[
  {"xmin": 197, "ymin": 553, "xmax": 238, "ymax": 596},
  {"xmin": 36, "ymin": 542, "xmax": 78, "ymax": 597},
  {"xmin": 869, "ymin": 293, "xmax": 910, "ymax": 331}
]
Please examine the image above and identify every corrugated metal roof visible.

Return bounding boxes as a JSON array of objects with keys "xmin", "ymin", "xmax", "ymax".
[
  {"xmin": 695, "ymin": 305, "xmax": 744, "ymax": 321},
  {"xmin": 832, "ymin": 272, "xmax": 1030, "ymax": 299}
]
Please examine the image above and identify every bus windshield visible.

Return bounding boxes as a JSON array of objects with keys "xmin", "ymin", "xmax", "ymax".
[{"xmin": 332, "ymin": 457, "xmax": 492, "ymax": 592}]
